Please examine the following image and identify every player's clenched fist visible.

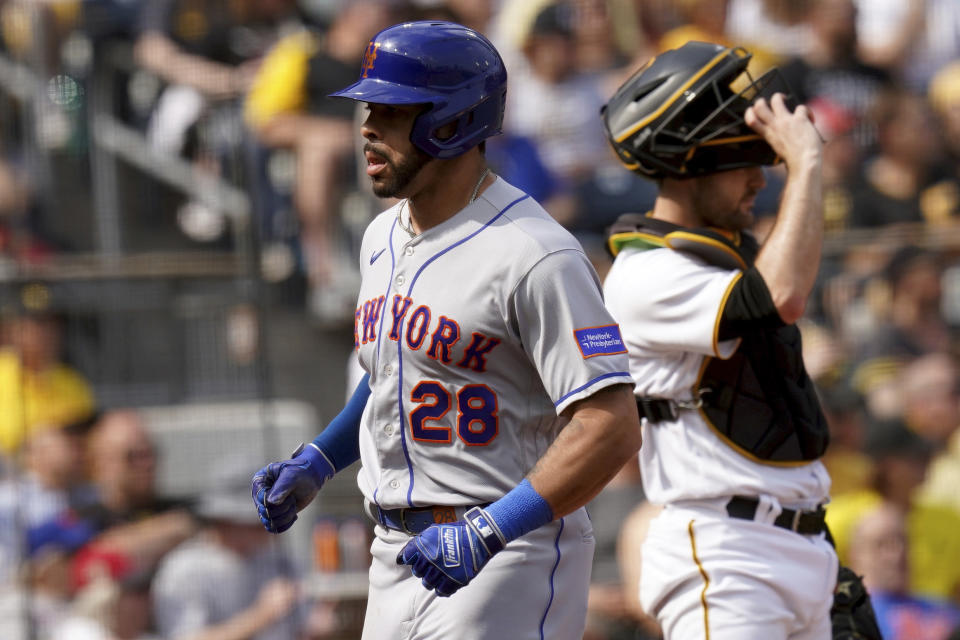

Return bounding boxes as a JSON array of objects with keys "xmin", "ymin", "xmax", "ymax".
[
  {"xmin": 396, "ymin": 507, "xmax": 506, "ymax": 597},
  {"xmin": 251, "ymin": 442, "xmax": 335, "ymax": 533}
]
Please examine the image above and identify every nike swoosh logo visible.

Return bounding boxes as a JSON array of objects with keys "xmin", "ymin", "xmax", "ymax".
[{"xmin": 369, "ymin": 248, "xmax": 386, "ymax": 265}]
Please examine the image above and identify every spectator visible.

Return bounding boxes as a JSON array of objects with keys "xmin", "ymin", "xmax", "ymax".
[
  {"xmin": 657, "ymin": 0, "xmax": 778, "ymax": 72},
  {"xmin": 899, "ymin": 352, "xmax": 960, "ymax": 449},
  {"xmin": 818, "ymin": 383, "xmax": 874, "ymax": 497},
  {"xmin": 502, "ymin": 1, "xmax": 613, "ymax": 217},
  {"xmin": 244, "ymin": 1, "xmax": 391, "ymax": 323},
  {"xmin": 907, "ymin": 353, "xmax": 960, "ymax": 516},
  {"xmin": 0, "ymin": 425, "xmax": 93, "ymax": 581},
  {"xmin": 0, "ymin": 512, "xmax": 97, "ymax": 640},
  {"xmin": 806, "ymin": 98, "xmax": 862, "ymax": 234},
  {"xmin": 151, "ymin": 462, "xmax": 301, "ymax": 640},
  {"xmin": 849, "ymin": 246, "xmax": 952, "ymax": 414},
  {"xmin": 570, "ymin": 0, "xmax": 644, "ymax": 74},
  {"xmin": 440, "ymin": 0, "xmax": 496, "ymax": 33},
  {"xmin": 847, "ymin": 89, "xmax": 959, "ymax": 228},
  {"xmin": 499, "ymin": 0, "xmax": 656, "ymax": 252},
  {"xmin": 77, "ymin": 410, "xmax": 197, "ymax": 575},
  {"xmin": 0, "ymin": 308, "xmax": 96, "ymax": 455},
  {"xmin": 82, "ymin": 0, "xmax": 147, "ymax": 43},
  {"xmin": 134, "ymin": 0, "xmax": 301, "ymax": 242},
  {"xmin": 778, "ymin": 0, "xmax": 892, "ymax": 152},
  {"xmin": 726, "ymin": 0, "xmax": 814, "ymax": 61},
  {"xmin": 929, "ymin": 61, "xmax": 960, "ymax": 191},
  {"xmin": 0, "ymin": 156, "xmax": 34, "ymax": 263},
  {"xmin": 855, "ymin": 0, "xmax": 960, "ymax": 93},
  {"xmin": 847, "ymin": 502, "xmax": 960, "ymax": 639},
  {"xmin": 51, "ymin": 566, "xmax": 159, "ymax": 640},
  {"xmin": 583, "ymin": 455, "xmax": 647, "ymax": 640},
  {"xmin": 0, "ymin": 0, "xmax": 81, "ymax": 69},
  {"xmin": 826, "ymin": 418, "xmax": 960, "ymax": 602},
  {"xmin": 484, "ymin": 131, "xmax": 560, "ymax": 208},
  {"xmin": 135, "ymin": 0, "xmax": 300, "ymax": 121},
  {"xmin": 921, "ymin": 424, "xmax": 960, "ymax": 522},
  {"xmin": 614, "ymin": 499, "xmax": 663, "ymax": 640},
  {"xmin": 808, "ymin": 98, "xmax": 887, "ymax": 343}
]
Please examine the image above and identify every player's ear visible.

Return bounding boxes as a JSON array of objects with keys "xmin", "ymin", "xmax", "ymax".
[{"xmin": 433, "ymin": 120, "xmax": 458, "ymax": 142}]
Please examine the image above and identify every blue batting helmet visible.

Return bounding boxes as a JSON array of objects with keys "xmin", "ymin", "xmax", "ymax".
[{"xmin": 329, "ymin": 21, "xmax": 508, "ymax": 159}]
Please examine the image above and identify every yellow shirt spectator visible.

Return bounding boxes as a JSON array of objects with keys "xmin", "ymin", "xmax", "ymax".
[
  {"xmin": 244, "ymin": 30, "xmax": 317, "ymax": 130},
  {"xmin": 658, "ymin": 25, "xmax": 779, "ymax": 78},
  {"xmin": 0, "ymin": 348, "xmax": 95, "ymax": 454},
  {"xmin": 827, "ymin": 490, "xmax": 960, "ymax": 601},
  {"xmin": 920, "ymin": 431, "xmax": 960, "ymax": 513}
]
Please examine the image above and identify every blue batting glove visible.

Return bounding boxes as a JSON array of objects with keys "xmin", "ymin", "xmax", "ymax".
[
  {"xmin": 251, "ymin": 443, "xmax": 335, "ymax": 534},
  {"xmin": 396, "ymin": 507, "xmax": 506, "ymax": 597}
]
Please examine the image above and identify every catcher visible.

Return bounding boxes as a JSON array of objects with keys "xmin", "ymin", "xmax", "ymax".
[{"xmin": 600, "ymin": 41, "xmax": 881, "ymax": 639}]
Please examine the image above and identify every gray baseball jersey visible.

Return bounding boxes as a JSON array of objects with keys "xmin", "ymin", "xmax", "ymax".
[
  {"xmin": 353, "ymin": 176, "xmax": 634, "ymax": 510},
  {"xmin": 351, "ymin": 175, "xmax": 632, "ymax": 639}
]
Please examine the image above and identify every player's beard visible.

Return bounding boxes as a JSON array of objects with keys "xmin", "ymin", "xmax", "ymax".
[
  {"xmin": 367, "ymin": 144, "xmax": 433, "ymax": 199},
  {"xmin": 691, "ymin": 184, "xmax": 757, "ymax": 231}
]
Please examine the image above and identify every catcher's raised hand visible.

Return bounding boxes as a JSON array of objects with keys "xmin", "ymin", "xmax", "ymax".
[
  {"xmin": 251, "ymin": 443, "xmax": 335, "ymax": 534},
  {"xmin": 396, "ymin": 507, "xmax": 506, "ymax": 597},
  {"xmin": 745, "ymin": 92, "xmax": 822, "ymax": 171}
]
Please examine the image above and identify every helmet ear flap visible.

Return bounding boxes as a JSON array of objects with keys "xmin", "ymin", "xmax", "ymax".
[{"xmin": 415, "ymin": 92, "xmax": 506, "ymax": 158}]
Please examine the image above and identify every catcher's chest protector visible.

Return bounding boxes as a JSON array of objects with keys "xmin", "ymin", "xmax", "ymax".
[{"xmin": 608, "ymin": 215, "xmax": 830, "ymax": 463}]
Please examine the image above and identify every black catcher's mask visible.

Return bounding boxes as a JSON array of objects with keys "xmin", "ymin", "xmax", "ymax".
[{"xmin": 601, "ymin": 41, "xmax": 795, "ymax": 180}]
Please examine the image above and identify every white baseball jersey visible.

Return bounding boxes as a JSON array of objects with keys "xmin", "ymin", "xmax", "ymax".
[
  {"xmin": 353, "ymin": 176, "xmax": 634, "ymax": 511},
  {"xmin": 605, "ymin": 244, "xmax": 837, "ymax": 640},
  {"xmin": 603, "ymin": 245, "xmax": 831, "ymax": 507}
]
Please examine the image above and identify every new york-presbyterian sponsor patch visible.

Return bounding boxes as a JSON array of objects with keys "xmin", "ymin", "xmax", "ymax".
[{"xmin": 574, "ymin": 325, "xmax": 627, "ymax": 358}]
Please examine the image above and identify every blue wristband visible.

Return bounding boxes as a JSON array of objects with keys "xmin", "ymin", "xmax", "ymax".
[
  {"xmin": 484, "ymin": 479, "xmax": 554, "ymax": 543},
  {"xmin": 311, "ymin": 373, "xmax": 370, "ymax": 472}
]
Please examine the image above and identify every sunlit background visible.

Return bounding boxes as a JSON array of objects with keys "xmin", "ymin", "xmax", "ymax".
[{"xmin": 1, "ymin": 1, "xmax": 959, "ymax": 638}]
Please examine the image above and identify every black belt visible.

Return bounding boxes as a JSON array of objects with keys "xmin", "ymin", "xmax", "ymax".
[
  {"xmin": 637, "ymin": 394, "xmax": 704, "ymax": 423},
  {"xmin": 368, "ymin": 503, "xmax": 488, "ymax": 535},
  {"xmin": 726, "ymin": 496, "xmax": 827, "ymax": 535}
]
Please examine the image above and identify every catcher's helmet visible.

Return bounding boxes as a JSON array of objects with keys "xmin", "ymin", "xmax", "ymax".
[
  {"xmin": 330, "ymin": 21, "xmax": 507, "ymax": 159},
  {"xmin": 601, "ymin": 41, "xmax": 793, "ymax": 180}
]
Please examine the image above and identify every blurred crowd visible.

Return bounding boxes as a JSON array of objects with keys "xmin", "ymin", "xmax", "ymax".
[{"xmin": 1, "ymin": 0, "xmax": 960, "ymax": 639}]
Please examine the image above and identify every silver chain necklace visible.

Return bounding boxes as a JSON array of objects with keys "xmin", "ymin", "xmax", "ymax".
[{"xmin": 397, "ymin": 168, "xmax": 490, "ymax": 238}]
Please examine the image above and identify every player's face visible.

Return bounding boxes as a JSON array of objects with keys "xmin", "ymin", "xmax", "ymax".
[
  {"xmin": 689, "ymin": 166, "xmax": 766, "ymax": 231},
  {"xmin": 361, "ymin": 103, "xmax": 433, "ymax": 199}
]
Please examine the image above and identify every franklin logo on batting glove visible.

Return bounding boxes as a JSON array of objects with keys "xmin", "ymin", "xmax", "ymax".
[
  {"xmin": 442, "ymin": 527, "xmax": 461, "ymax": 568},
  {"xmin": 397, "ymin": 507, "xmax": 507, "ymax": 597}
]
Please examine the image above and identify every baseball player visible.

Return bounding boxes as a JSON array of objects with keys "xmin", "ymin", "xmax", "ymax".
[
  {"xmin": 601, "ymin": 42, "xmax": 841, "ymax": 639},
  {"xmin": 251, "ymin": 21, "xmax": 642, "ymax": 640}
]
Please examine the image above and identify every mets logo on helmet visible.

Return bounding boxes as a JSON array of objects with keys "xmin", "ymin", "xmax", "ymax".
[{"xmin": 361, "ymin": 42, "xmax": 380, "ymax": 78}]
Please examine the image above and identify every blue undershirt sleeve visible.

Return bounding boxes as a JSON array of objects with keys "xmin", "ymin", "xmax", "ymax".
[{"xmin": 310, "ymin": 373, "xmax": 370, "ymax": 472}]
